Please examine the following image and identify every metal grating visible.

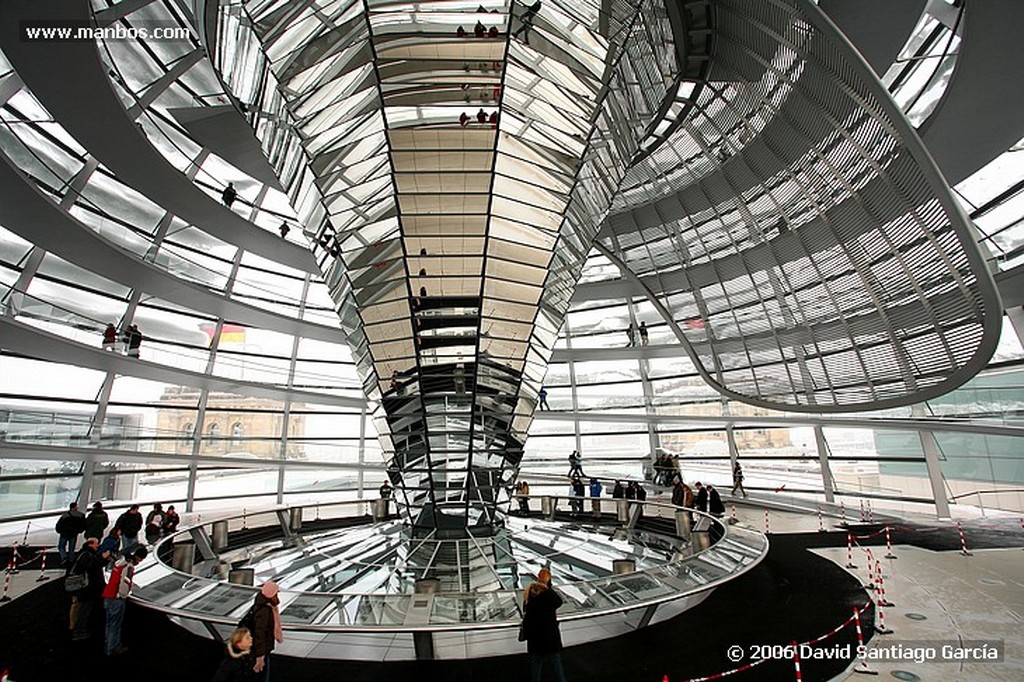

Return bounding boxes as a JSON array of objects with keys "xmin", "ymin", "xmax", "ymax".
[{"xmin": 601, "ymin": 0, "xmax": 1000, "ymax": 412}]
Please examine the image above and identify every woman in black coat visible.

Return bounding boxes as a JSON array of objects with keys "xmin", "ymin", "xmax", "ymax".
[
  {"xmin": 522, "ymin": 568, "xmax": 567, "ymax": 682},
  {"xmin": 211, "ymin": 628, "xmax": 256, "ymax": 682}
]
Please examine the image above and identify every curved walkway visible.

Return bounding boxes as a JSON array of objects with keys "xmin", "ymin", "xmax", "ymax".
[
  {"xmin": 0, "ymin": 314, "xmax": 367, "ymax": 409},
  {"xmin": 531, "ymin": 408, "xmax": 1024, "ymax": 440},
  {"xmin": 0, "ymin": 150, "xmax": 345, "ymax": 344},
  {"xmin": 0, "ymin": 0, "xmax": 318, "ymax": 275},
  {"xmin": 0, "ymin": 441, "xmax": 370, "ymax": 472}
]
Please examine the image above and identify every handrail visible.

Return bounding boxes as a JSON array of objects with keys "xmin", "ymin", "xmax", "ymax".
[
  {"xmin": 131, "ymin": 497, "xmax": 768, "ymax": 633},
  {"xmin": 0, "ymin": 115, "xmax": 321, "ymax": 312},
  {"xmin": 1, "ymin": 282, "xmax": 360, "ymax": 392}
]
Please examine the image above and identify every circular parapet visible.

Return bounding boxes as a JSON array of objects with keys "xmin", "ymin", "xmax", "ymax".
[{"xmin": 131, "ymin": 498, "xmax": 767, "ymax": 660}]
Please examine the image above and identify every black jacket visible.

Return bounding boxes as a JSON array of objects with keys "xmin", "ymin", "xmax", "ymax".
[
  {"xmin": 523, "ymin": 586, "xmax": 563, "ymax": 655},
  {"xmin": 70, "ymin": 546, "xmax": 106, "ymax": 599},
  {"xmin": 694, "ymin": 487, "xmax": 708, "ymax": 512},
  {"xmin": 115, "ymin": 510, "xmax": 143, "ymax": 537},
  {"xmin": 708, "ymin": 487, "xmax": 725, "ymax": 516},
  {"xmin": 84, "ymin": 510, "xmax": 109, "ymax": 539},
  {"xmin": 211, "ymin": 642, "xmax": 256, "ymax": 682},
  {"xmin": 56, "ymin": 510, "xmax": 86, "ymax": 536}
]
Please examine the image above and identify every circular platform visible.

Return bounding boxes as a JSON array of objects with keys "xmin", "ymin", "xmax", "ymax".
[{"xmin": 130, "ymin": 499, "xmax": 767, "ymax": 660}]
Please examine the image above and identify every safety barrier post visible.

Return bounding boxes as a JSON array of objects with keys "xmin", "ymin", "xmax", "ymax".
[
  {"xmin": 817, "ymin": 505, "xmax": 825, "ymax": 533},
  {"xmin": 884, "ymin": 526, "xmax": 897, "ymax": 559},
  {"xmin": 792, "ymin": 640, "xmax": 802, "ymax": 682},
  {"xmin": 840, "ymin": 500, "xmax": 847, "ymax": 525},
  {"xmin": 874, "ymin": 594, "xmax": 893, "ymax": 635},
  {"xmin": 957, "ymin": 520, "xmax": 973, "ymax": 557},
  {"xmin": 845, "ymin": 532, "xmax": 857, "ymax": 569},
  {"xmin": 0, "ymin": 561, "xmax": 12, "ymax": 601},
  {"xmin": 875, "ymin": 561, "xmax": 894, "ymax": 608},
  {"xmin": 764, "ymin": 508, "xmax": 770, "ymax": 535},
  {"xmin": 862, "ymin": 548, "xmax": 875, "ymax": 590},
  {"xmin": 851, "ymin": 607, "xmax": 877, "ymax": 675},
  {"xmin": 36, "ymin": 550, "xmax": 48, "ymax": 582}
]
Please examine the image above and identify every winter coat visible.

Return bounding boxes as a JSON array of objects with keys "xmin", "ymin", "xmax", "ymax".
[
  {"xmin": 115, "ymin": 510, "xmax": 143, "ymax": 537},
  {"xmin": 522, "ymin": 586, "xmax": 563, "ymax": 655},
  {"xmin": 708, "ymin": 487, "xmax": 725, "ymax": 516},
  {"xmin": 69, "ymin": 546, "xmax": 105, "ymax": 599},
  {"xmin": 163, "ymin": 511, "xmax": 181, "ymax": 534},
  {"xmin": 101, "ymin": 558, "xmax": 135, "ymax": 600},
  {"xmin": 250, "ymin": 593, "xmax": 279, "ymax": 658},
  {"xmin": 694, "ymin": 487, "xmax": 709, "ymax": 512},
  {"xmin": 671, "ymin": 483, "xmax": 692, "ymax": 507},
  {"xmin": 211, "ymin": 641, "xmax": 256, "ymax": 682},
  {"xmin": 56, "ymin": 510, "xmax": 86, "ymax": 536},
  {"xmin": 84, "ymin": 510, "xmax": 109, "ymax": 539}
]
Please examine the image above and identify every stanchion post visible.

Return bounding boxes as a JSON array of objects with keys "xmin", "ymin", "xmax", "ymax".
[
  {"xmin": 845, "ymin": 532, "xmax": 857, "ymax": 569},
  {"xmin": 875, "ymin": 560, "xmax": 894, "ymax": 608},
  {"xmin": 792, "ymin": 639, "xmax": 803, "ymax": 682},
  {"xmin": 764, "ymin": 508, "xmax": 770, "ymax": 535},
  {"xmin": 957, "ymin": 520, "xmax": 973, "ymax": 557},
  {"xmin": 36, "ymin": 550, "xmax": 48, "ymax": 582},
  {"xmin": 852, "ymin": 607, "xmax": 877, "ymax": 675},
  {"xmin": 817, "ymin": 505, "xmax": 825, "ymax": 533},
  {"xmin": 0, "ymin": 561, "xmax": 12, "ymax": 601},
  {"xmin": 875, "ymin": 595, "xmax": 893, "ymax": 635},
  {"xmin": 840, "ymin": 500, "xmax": 847, "ymax": 525},
  {"xmin": 884, "ymin": 526, "xmax": 897, "ymax": 559}
]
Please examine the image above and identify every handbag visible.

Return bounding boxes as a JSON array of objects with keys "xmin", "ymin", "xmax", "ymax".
[
  {"xmin": 64, "ymin": 552, "xmax": 89, "ymax": 592},
  {"xmin": 517, "ymin": 621, "xmax": 527, "ymax": 642},
  {"xmin": 65, "ymin": 572, "xmax": 88, "ymax": 592}
]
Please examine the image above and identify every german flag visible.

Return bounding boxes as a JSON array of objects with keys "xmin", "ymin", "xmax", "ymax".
[{"xmin": 199, "ymin": 323, "xmax": 247, "ymax": 347}]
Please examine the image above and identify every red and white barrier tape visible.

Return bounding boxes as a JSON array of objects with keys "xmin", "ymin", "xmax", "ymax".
[{"xmin": 675, "ymin": 599, "xmax": 872, "ymax": 682}]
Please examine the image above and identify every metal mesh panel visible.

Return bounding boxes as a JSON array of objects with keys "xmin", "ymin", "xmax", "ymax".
[{"xmin": 603, "ymin": 0, "xmax": 999, "ymax": 412}]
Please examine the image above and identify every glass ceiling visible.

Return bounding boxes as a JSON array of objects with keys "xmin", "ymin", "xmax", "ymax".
[{"xmin": 1, "ymin": 0, "xmax": 1023, "ymax": 530}]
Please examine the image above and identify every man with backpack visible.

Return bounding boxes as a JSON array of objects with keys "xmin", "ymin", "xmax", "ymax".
[
  {"xmin": 103, "ymin": 544, "xmax": 148, "ymax": 656},
  {"xmin": 55, "ymin": 502, "xmax": 87, "ymax": 565}
]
